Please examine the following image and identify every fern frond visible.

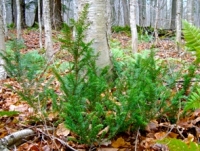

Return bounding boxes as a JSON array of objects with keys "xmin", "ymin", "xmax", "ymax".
[
  {"xmin": 184, "ymin": 88, "xmax": 200, "ymax": 112},
  {"xmin": 183, "ymin": 20, "xmax": 200, "ymax": 62}
]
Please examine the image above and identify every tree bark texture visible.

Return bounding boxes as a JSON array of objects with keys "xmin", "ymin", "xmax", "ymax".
[
  {"xmin": 130, "ymin": 0, "xmax": 138, "ymax": 53},
  {"xmin": 176, "ymin": 0, "xmax": 182, "ymax": 51},
  {"xmin": 16, "ymin": 0, "xmax": 22, "ymax": 39},
  {"xmin": 50, "ymin": 0, "xmax": 62, "ymax": 30},
  {"xmin": 43, "ymin": 0, "xmax": 54, "ymax": 61},
  {"xmin": 0, "ymin": 1, "xmax": 7, "ymax": 80},
  {"xmin": 77, "ymin": 0, "xmax": 112, "ymax": 68}
]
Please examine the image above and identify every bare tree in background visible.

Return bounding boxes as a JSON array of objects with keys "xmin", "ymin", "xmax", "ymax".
[
  {"xmin": 43, "ymin": 0, "xmax": 54, "ymax": 61},
  {"xmin": 176, "ymin": 0, "xmax": 182, "ymax": 51},
  {"xmin": 0, "ymin": 1, "xmax": 7, "ymax": 79},
  {"xmin": 188, "ymin": 0, "xmax": 194, "ymax": 24},
  {"xmin": 16, "ymin": 0, "xmax": 22, "ymax": 39},
  {"xmin": 2, "ymin": 0, "xmax": 8, "ymax": 39},
  {"xmin": 38, "ymin": 0, "xmax": 43, "ymax": 48},
  {"xmin": 130, "ymin": 0, "xmax": 138, "ymax": 53},
  {"xmin": 154, "ymin": 0, "xmax": 159, "ymax": 46},
  {"xmin": 106, "ymin": 0, "xmax": 112, "ymax": 39},
  {"xmin": 171, "ymin": 0, "xmax": 176, "ymax": 29}
]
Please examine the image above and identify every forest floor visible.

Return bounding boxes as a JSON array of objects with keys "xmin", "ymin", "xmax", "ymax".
[{"xmin": 0, "ymin": 30, "xmax": 199, "ymax": 151}]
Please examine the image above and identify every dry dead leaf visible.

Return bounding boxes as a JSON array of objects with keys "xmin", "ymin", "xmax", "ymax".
[
  {"xmin": 98, "ymin": 126, "xmax": 109, "ymax": 136},
  {"xmin": 111, "ymin": 137, "xmax": 130, "ymax": 148},
  {"xmin": 168, "ymin": 132, "xmax": 179, "ymax": 138},
  {"xmin": 56, "ymin": 123, "xmax": 70, "ymax": 136},
  {"xmin": 184, "ymin": 133, "xmax": 194, "ymax": 144},
  {"xmin": 97, "ymin": 148, "xmax": 118, "ymax": 151},
  {"xmin": 112, "ymin": 137, "xmax": 125, "ymax": 148},
  {"xmin": 100, "ymin": 140, "xmax": 112, "ymax": 146},
  {"xmin": 140, "ymin": 138, "xmax": 155, "ymax": 149},
  {"xmin": 145, "ymin": 120, "xmax": 158, "ymax": 132},
  {"xmin": 48, "ymin": 112, "xmax": 58, "ymax": 121},
  {"xmin": 154, "ymin": 132, "xmax": 166, "ymax": 140}
]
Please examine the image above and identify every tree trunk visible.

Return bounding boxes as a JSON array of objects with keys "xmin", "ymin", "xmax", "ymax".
[
  {"xmin": 138, "ymin": 0, "xmax": 146, "ymax": 26},
  {"xmin": 176, "ymin": 0, "xmax": 182, "ymax": 51},
  {"xmin": 106, "ymin": 0, "xmax": 112, "ymax": 39},
  {"xmin": 171, "ymin": 0, "xmax": 176, "ymax": 29},
  {"xmin": 130, "ymin": 0, "xmax": 138, "ymax": 53},
  {"xmin": 154, "ymin": 0, "xmax": 159, "ymax": 46},
  {"xmin": 38, "ymin": 0, "xmax": 43, "ymax": 48},
  {"xmin": 50, "ymin": 0, "xmax": 62, "ymax": 30},
  {"xmin": 2, "ymin": 0, "xmax": 8, "ymax": 39},
  {"xmin": 16, "ymin": 0, "xmax": 22, "ymax": 39},
  {"xmin": 77, "ymin": 1, "xmax": 112, "ymax": 68},
  {"xmin": 0, "ymin": 1, "xmax": 7, "ymax": 80},
  {"xmin": 43, "ymin": 0, "xmax": 54, "ymax": 61},
  {"xmin": 187, "ymin": 0, "xmax": 194, "ymax": 24},
  {"xmin": 13, "ymin": 0, "xmax": 25, "ymax": 28}
]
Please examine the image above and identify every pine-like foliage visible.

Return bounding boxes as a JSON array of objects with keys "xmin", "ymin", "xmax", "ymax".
[
  {"xmin": 113, "ymin": 50, "xmax": 169, "ymax": 129},
  {"xmin": 0, "ymin": 39, "xmax": 59, "ymax": 113},
  {"xmin": 53, "ymin": 4, "xmax": 118, "ymax": 145},
  {"xmin": 183, "ymin": 20, "xmax": 200, "ymax": 63},
  {"xmin": 184, "ymin": 88, "xmax": 200, "ymax": 112}
]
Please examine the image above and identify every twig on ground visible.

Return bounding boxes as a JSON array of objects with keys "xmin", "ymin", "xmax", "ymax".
[
  {"xmin": 135, "ymin": 127, "xmax": 140, "ymax": 151},
  {"xmin": 36, "ymin": 128, "xmax": 78, "ymax": 151}
]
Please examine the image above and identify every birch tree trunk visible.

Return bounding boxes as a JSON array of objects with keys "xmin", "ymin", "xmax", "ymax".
[
  {"xmin": 77, "ymin": 1, "xmax": 111, "ymax": 68},
  {"xmin": 0, "ymin": 2, "xmax": 7, "ymax": 80},
  {"xmin": 16, "ymin": 0, "xmax": 22, "ymax": 39},
  {"xmin": 106, "ymin": 0, "xmax": 112, "ymax": 39},
  {"xmin": 130, "ymin": 0, "xmax": 138, "ymax": 53},
  {"xmin": 176, "ymin": 0, "xmax": 182, "ymax": 51},
  {"xmin": 43, "ymin": 0, "xmax": 54, "ymax": 61},
  {"xmin": 154, "ymin": 0, "xmax": 159, "ymax": 46},
  {"xmin": 2, "ymin": 0, "xmax": 8, "ymax": 39},
  {"xmin": 188, "ymin": 0, "xmax": 194, "ymax": 24},
  {"xmin": 38, "ymin": 0, "xmax": 43, "ymax": 48}
]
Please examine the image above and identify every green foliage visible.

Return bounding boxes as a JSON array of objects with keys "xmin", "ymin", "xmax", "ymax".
[
  {"xmin": 183, "ymin": 20, "xmax": 200, "ymax": 63},
  {"xmin": 181, "ymin": 21, "xmax": 200, "ymax": 114},
  {"xmin": 7, "ymin": 23, "xmax": 15, "ymax": 29},
  {"xmin": 137, "ymin": 26, "xmax": 154, "ymax": 42},
  {"xmin": 112, "ymin": 49, "xmax": 169, "ymax": 129},
  {"xmin": 112, "ymin": 26, "xmax": 131, "ymax": 35},
  {"xmin": 54, "ymin": 4, "xmax": 118, "ymax": 144},
  {"xmin": 158, "ymin": 138, "xmax": 200, "ymax": 151},
  {"xmin": 0, "ymin": 111, "xmax": 19, "ymax": 117},
  {"xmin": 184, "ymin": 87, "xmax": 200, "ymax": 112},
  {"xmin": 1, "ymin": 39, "xmax": 59, "ymax": 114},
  {"xmin": 1, "ymin": 39, "xmax": 45, "ymax": 82}
]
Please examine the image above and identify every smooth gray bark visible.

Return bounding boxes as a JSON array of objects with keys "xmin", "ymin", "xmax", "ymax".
[
  {"xmin": 16, "ymin": 0, "xmax": 22, "ymax": 39},
  {"xmin": 77, "ymin": 1, "xmax": 112, "ymax": 68},
  {"xmin": 176, "ymin": 0, "xmax": 182, "ymax": 51},
  {"xmin": 43, "ymin": 0, "xmax": 54, "ymax": 61},
  {"xmin": 0, "ymin": 1, "xmax": 7, "ymax": 80},
  {"xmin": 130, "ymin": 0, "xmax": 138, "ymax": 53}
]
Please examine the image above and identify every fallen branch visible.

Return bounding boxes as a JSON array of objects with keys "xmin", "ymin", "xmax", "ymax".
[{"xmin": 0, "ymin": 129, "xmax": 34, "ymax": 150}]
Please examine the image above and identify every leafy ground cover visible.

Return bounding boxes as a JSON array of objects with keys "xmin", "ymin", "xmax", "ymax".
[{"xmin": 1, "ymin": 22, "xmax": 200, "ymax": 151}]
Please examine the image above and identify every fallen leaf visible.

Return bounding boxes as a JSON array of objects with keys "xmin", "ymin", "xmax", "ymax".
[
  {"xmin": 168, "ymin": 132, "xmax": 179, "ymax": 138},
  {"xmin": 97, "ymin": 148, "xmax": 118, "ymax": 151},
  {"xmin": 154, "ymin": 132, "xmax": 166, "ymax": 140},
  {"xmin": 184, "ymin": 133, "xmax": 194, "ymax": 144},
  {"xmin": 98, "ymin": 126, "xmax": 109, "ymax": 136},
  {"xmin": 112, "ymin": 137, "xmax": 130, "ymax": 148},
  {"xmin": 56, "ymin": 123, "xmax": 70, "ymax": 136}
]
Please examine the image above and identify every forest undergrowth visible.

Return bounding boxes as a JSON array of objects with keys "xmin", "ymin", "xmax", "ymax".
[{"xmin": 1, "ymin": 19, "xmax": 200, "ymax": 151}]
